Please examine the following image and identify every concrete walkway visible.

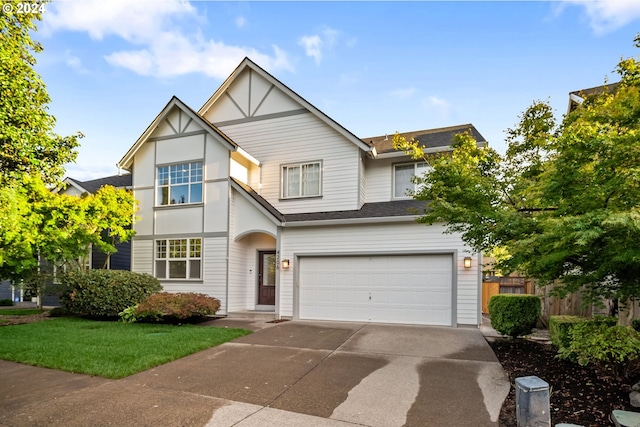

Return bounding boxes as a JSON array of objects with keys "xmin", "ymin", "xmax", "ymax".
[{"xmin": 0, "ymin": 319, "xmax": 509, "ymax": 427}]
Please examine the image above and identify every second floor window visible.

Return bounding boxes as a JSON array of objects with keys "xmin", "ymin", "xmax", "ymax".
[
  {"xmin": 157, "ymin": 162, "xmax": 203, "ymax": 205},
  {"xmin": 282, "ymin": 161, "xmax": 321, "ymax": 198},
  {"xmin": 394, "ymin": 162, "xmax": 430, "ymax": 198}
]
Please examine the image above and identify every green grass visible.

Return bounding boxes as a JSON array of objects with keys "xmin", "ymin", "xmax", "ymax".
[
  {"xmin": 0, "ymin": 309, "xmax": 44, "ymax": 316},
  {"xmin": 0, "ymin": 317, "xmax": 251, "ymax": 378}
]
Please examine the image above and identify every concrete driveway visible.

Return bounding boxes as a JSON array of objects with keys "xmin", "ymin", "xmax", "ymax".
[{"xmin": 0, "ymin": 320, "xmax": 509, "ymax": 427}]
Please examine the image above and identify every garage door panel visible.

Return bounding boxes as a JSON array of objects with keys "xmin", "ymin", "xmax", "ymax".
[{"xmin": 299, "ymin": 254, "xmax": 453, "ymax": 326}]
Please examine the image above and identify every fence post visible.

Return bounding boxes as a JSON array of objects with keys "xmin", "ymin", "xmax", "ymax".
[{"xmin": 516, "ymin": 376, "xmax": 550, "ymax": 427}]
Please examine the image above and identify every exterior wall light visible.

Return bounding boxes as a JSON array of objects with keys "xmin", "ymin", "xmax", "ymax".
[
  {"xmin": 281, "ymin": 259, "xmax": 290, "ymax": 269},
  {"xmin": 463, "ymin": 257, "xmax": 472, "ymax": 269}
]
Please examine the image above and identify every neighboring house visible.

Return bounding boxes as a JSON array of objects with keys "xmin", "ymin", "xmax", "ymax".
[
  {"xmin": 61, "ymin": 173, "xmax": 133, "ymax": 270},
  {"xmin": 567, "ymin": 82, "xmax": 619, "ymax": 113},
  {"xmin": 116, "ymin": 58, "xmax": 485, "ymax": 326}
]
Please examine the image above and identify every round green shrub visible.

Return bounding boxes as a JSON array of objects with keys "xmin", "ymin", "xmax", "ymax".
[
  {"xmin": 549, "ymin": 315, "xmax": 585, "ymax": 349},
  {"xmin": 61, "ymin": 270, "xmax": 162, "ymax": 318},
  {"xmin": 488, "ymin": 294, "xmax": 541, "ymax": 338},
  {"xmin": 558, "ymin": 321, "xmax": 640, "ymax": 379}
]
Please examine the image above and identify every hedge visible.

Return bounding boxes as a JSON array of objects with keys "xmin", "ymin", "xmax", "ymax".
[{"xmin": 488, "ymin": 294, "xmax": 541, "ymax": 338}]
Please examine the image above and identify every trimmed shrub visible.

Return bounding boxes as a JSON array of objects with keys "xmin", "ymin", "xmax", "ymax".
[
  {"xmin": 0, "ymin": 299, "xmax": 13, "ymax": 306},
  {"xmin": 61, "ymin": 270, "xmax": 162, "ymax": 318},
  {"xmin": 549, "ymin": 315, "xmax": 585, "ymax": 349},
  {"xmin": 558, "ymin": 320, "xmax": 640, "ymax": 379},
  {"xmin": 488, "ymin": 294, "xmax": 541, "ymax": 338},
  {"xmin": 127, "ymin": 292, "xmax": 221, "ymax": 323}
]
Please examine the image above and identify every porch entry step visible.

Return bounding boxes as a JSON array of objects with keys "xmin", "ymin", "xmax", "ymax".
[{"xmin": 227, "ymin": 310, "xmax": 277, "ymax": 320}]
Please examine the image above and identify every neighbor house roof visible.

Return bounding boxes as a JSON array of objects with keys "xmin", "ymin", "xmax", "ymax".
[
  {"xmin": 198, "ymin": 57, "xmax": 373, "ymax": 154},
  {"xmin": 365, "ymin": 124, "xmax": 487, "ymax": 158},
  {"xmin": 64, "ymin": 173, "xmax": 132, "ymax": 194},
  {"xmin": 568, "ymin": 82, "xmax": 620, "ymax": 113}
]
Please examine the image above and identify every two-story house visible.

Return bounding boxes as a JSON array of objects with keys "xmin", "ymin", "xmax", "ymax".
[{"xmin": 117, "ymin": 58, "xmax": 484, "ymax": 326}]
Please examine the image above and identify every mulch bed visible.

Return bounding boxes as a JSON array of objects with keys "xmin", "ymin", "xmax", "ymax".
[
  {"xmin": 0, "ymin": 311, "xmax": 52, "ymax": 326},
  {"xmin": 488, "ymin": 337, "xmax": 639, "ymax": 426}
]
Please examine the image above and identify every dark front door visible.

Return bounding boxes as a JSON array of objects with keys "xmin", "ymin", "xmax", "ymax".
[{"xmin": 258, "ymin": 251, "xmax": 276, "ymax": 306}]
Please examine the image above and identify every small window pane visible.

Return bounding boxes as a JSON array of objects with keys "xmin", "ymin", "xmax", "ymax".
[
  {"xmin": 170, "ymin": 185, "xmax": 189, "ymax": 204},
  {"xmin": 285, "ymin": 166, "xmax": 300, "ymax": 197},
  {"xmin": 189, "ymin": 260, "xmax": 201, "ymax": 279},
  {"xmin": 156, "ymin": 241, "xmax": 166, "ymax": 258},
  {"xmin": 158, "ymin": 187, "xmax": 169, "ymax": 205},
  {"xmin": 191, "ymin": 162, "xmax": 203, "ymax": 181},
  {"xmin": 394, "ymin": 164, "xmax": 414, "ymax": 198},
  {"xmin": 157, "ymin": 166, "xmax": 169, "ymax": 186},
  {"xmin": 169, "ymin": 261, "xmax": 187, "ymax": 278},
  {"xmin": 155, "ymin": 261, "xmax": 166, "ymax": 279},
  {"xmin": 190, "ymin": 183, "xmax": 202, "ymax": 203},
  {"xmin": 302, "ymin": 163, "xmax": 320, "ymax": 196},
  {"xmin": 190, "ymin": 239, "xmax": 201, "ymax": 257},
  {"xmin": 169, "ymin": 239, "xmax": 187, "ymax": 258}
]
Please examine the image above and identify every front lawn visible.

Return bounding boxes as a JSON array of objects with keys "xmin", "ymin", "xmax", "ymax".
[{"xmin": 0, "ymin": 317, "xmax": 250, "ymax": 378}]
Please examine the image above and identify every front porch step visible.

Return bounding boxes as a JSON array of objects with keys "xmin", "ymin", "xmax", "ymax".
[{"xmin": 226, "ymin": 310, "xmax": 277, "ymax": 321}]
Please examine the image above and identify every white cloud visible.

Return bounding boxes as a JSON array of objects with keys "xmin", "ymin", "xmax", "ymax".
[
  {"xmin": 236, "ymin": 16, "xmax": 247, "ymax": 29},
  {"xmin": 43, "ymin": 1, "xmax": 293, "ymax": 78},
  {"xmin": 389, "ymin": 87, "xmax": 416, "ymax": 100},
  {"xmin": 65, "ymin": 52, "xmax": 89, "ymax": 74},
  {"xmin": 559, "ymin": 0, "xmax": 640, "ymax": 34},
  {"xmin": 299, "ymin": 35, "xmax": 324, "ymax": 65},
  {"xmin": 422, "ymin": 96, "xmax": 451, "ymax": 119},
  {"xmin": 298, "ymin": 26, "xmax": 343, "ymax": 65}
]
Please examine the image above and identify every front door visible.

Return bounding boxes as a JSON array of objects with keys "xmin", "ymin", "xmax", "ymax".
[{"xmin": 258, "ymin": 251, "xmax": 276, "ymax": 306}]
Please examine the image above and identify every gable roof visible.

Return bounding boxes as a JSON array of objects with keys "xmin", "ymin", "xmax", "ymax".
[
  {"xmin": 117, "ymin": 96, "xmax": 238, "ymax": 171},
  {"xmin": 230, "ymin": 177, "xmax": 284, "ymax": 224},
  {"xmin": 198, "ymin": 57, "xmax": 372, "ymax": 154},
  {"xmin": 365, "ymin": 124, "xmax": 487, "ymax": 158},
  {"xmin": 62, "ymin": 173, "xmax": 132, "ymax": 194}
]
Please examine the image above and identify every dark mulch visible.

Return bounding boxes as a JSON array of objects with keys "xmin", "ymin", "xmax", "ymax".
[
  {"xmin": 0, "ymin": 311, "xmax": 52, "ymax": 326},
  {"xmin": 488, "ymin": 337, "xmax": 639, "ymax": 427}
]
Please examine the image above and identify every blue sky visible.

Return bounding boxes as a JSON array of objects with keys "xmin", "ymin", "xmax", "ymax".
[{"xmin": 33, "ymin": 0, "xmax": 640, "ymax": 180}]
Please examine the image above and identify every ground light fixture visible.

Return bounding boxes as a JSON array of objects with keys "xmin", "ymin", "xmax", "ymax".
[{"xmin": 463, "ymin": 257, "xmax": 472, "ymax": 269}]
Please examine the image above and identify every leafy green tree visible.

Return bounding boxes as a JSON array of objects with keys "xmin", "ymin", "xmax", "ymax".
[
  {"xmin": 394, "ymin": 35, "xmax": 640, "ymax": 312},
  {"xmin": 0, "ymin": 176, "xmax": 137, "ymax": 305},
  {"xmin": 0, "ymin": 0, "xmax": 82, "ymax": 184}
]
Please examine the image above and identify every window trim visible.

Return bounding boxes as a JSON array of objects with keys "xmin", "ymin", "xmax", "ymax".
[
  {"xmin": 154, "ymin": 238, "xmax": 202, "ymax": 280},
  {"xmin": 156, "ymin": 161, "xmax": 203, "ymax": 206},
  {"xmin": 280, "ymin": 160, "xmax": 323, "ymax": 199},
  {"xmin": 392, "ymin": 161, "xmax": 430, "ymax": 199}
]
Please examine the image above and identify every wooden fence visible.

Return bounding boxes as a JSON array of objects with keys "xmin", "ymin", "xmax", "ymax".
[{"xmin": 482, "ymin": 277, "xmax": 595, "ymax": 323}]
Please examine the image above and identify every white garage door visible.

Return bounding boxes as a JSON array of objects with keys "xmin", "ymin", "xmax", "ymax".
[{"xmin": 298, "ymin": 254, "xmax": 453, "ymax": 326}]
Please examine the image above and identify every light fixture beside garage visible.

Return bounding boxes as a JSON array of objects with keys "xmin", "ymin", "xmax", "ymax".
[
  {"xmin": 281, "ymin": 259, "xmax": 290, "ymax": 269},
  {"xmin": 463, "ymin": 257, "xmax": 472, "ymax": 269}
]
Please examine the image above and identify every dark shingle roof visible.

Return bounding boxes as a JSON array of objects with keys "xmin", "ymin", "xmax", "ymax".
[
  {"xmin": 230, "ymin": 177, "xmax": 427, "ymax": 224},
  {"xmin": 284, "ymin": 200, "xmax": 428, "ymax": 223},
  {"xmin": 568, "ymin": 82, "xmax": 620, "ymax": 112},
  {"xmin": 70, "ymin": 174, "xmax": 132, "ymax": 194},
  {"xmin": 365, "ymin": 124, "xmax": 486, "ymax": 155}
]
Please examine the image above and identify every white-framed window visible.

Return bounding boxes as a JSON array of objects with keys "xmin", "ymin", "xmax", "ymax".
[
  {"xmin": 393, "ymin": 162, "xmax": 430, "ymax": 198},
  {"xmin": 155, "ymin": 238, "xmax": 201, "ymax": 279},
  {"xmin": 157, "ymin": 162, "xmax": 203, "ymax": 205},
  {"xmin": 282, "ymin": 161, "xmax": 321, "ymax": 198}
]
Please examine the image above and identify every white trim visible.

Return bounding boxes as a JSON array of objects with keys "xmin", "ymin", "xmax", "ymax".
[{"xmin": 283, "ymin": 215, "xmax": 418, "ymax": 227}]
